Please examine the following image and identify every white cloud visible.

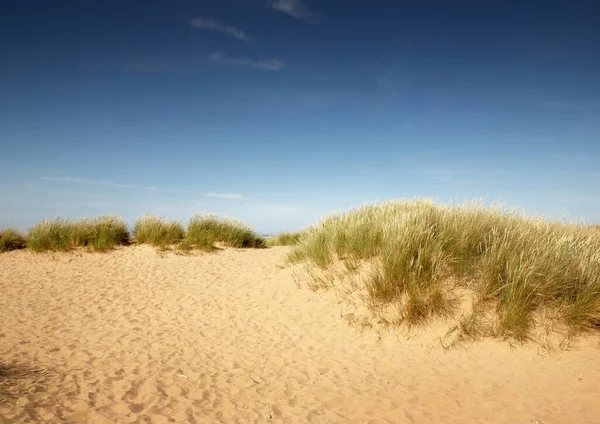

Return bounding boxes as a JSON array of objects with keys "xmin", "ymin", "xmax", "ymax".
[
  {"xmin": 269, "ymin": 0, "xmax": 322, "ymax": 22},
  {"xmin": 40, "ymin": 176, "xmax": 92, "ymax": 184},
  {"xmin": 208, "ymin": 53, "xmax": 286, "ymax": 71},
  {"xmin": 41, "ymin": 176, "xmax": 159, "ymax": 191},
  {"xmin": 40, "ymin": 176, "xmax": 244, "ymax": 200},
  {"xmin": 203, "ymin": 192, "xmax": 245, "ymax": 200},
  {"xmin": 191, "ymin": 17, "xmax": 251, "ymax": 42}
]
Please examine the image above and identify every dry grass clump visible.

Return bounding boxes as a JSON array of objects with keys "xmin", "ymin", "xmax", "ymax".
[
  {"xmin": 266, "ymin": 231, "xmax": 304, "ymax": 246},
  {"xmin": 0, "ymin": 228, "xmax": 27, "ymax": 252},
  {"xmin": 27, "ymin": 216, "xmax": 129, "ymax": 252},
  {"xmin": 0, "ymin": 360, "xmax": 49, "ymax": 403},
  {"xmin": 184, "ymin": 214, "xmax": 265, "ymax": 249},
  {"xmin": 1, "ymin": 361, "xmax": 26, "ymax": 400},
  {"xmin": 289, "ymin": 198, "xmax": 600, "ymax": 342},
  {"xmin": 133, "ymin": 215, "xmax": 185, "ymax": 247}
]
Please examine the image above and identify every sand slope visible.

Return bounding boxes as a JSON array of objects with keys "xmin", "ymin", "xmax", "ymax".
[{"xmin": 1, "ymin": 246, "xmax": 599, "ymax": 423}]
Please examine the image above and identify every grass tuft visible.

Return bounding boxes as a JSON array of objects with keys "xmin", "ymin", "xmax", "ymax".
[
  {"xmin": 266, "ymin": 231, "xmax": 304, "ymax": 246},
  {"xmin": 0, "ymin": 360, "xmax": 47, "ymax": 402},
  {"xmin": 27, "ymin": 216, "xmax": 129, "ymax": 252},
  {"xmin": 442, "ymin": 303, "xmax": 492, "ymax": 348},
  {"xmin": 133, "ymin": 215, "xmax": 185, "ymax": 247},
  {"xmin": 185, "ymin": 214, "xmax": 265, "ymax": 249},
  {"xmin": 0, "ymin": 228, "xmax": 27, "ymax": 252},
  {"xmin": 288, "ymin": 198, "xmax": 600, "ymax": 342},
  {"xmin": 401, "ymin": 285, "xmax": 458, "ymax": 327}
]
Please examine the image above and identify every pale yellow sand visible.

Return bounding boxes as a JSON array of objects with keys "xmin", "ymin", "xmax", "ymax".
[{"xmin": 1, "ymin": 246, "xmax": 599, "ymax": 423}]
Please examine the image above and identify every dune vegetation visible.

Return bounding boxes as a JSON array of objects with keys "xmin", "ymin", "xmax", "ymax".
[
  {"xmin": 0, "ymin": 214, "xmax": 267, "ymax": 252},
  {"xmin": 184, "ymin": 214, "xmax": 266, "ymax": 249},
  {"xmin": 133, "ymin": 215, "xmax": 185, "ymax": 247},
  {"xmin": 1, "ymin": 214, "xmax": 266, "ymax": 253},
  {"xmin": 27, "ymin": 216, "xmax": 130, "ymax": 252},
  {"xmin": 0, "ymin": 228, "xmax": 27, "ymax": 252},
  {"xmin": 3, "ymin": 202, "xmax": 600, "ymax": 346},
  {"xmin": 288, "ymin": 198, "xmax": 600, "ymax": 343},
  {"xmin": 266, "ymin": 231, "xmax": 304, "ymax": 246}
]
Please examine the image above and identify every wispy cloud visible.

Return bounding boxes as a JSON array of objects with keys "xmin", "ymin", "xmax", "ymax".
[
  {"xmin": 82, "ymin": 62, "xmax": 186, "ymax": 74},
  {"xmin": 208, "ymin": 53, "xmax": 286, "ymax": 71},
  {"xmin": 269, "ymin": 0, "xmax": 323, "ymax": 22},
  {"xmin": 40, "ymin": 176, "xmax": 92, "ymax": 184},
  {"xmin": 204, "ymin": 193, "xmax": 245, "ymax": 200},
  {"xmin": 191, "ymin": 17, "xmax": 251, "ymax": 42},
  {"xmin": 41, "ymin": 176, "xmax": 160, "ymax": 191},
  {"xmin": 40, "ymin": 176, "xmax": 245, "ymax": 200}
]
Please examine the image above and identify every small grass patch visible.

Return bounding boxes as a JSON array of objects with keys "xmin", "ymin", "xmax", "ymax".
[
  {"xmin": 0, "ymin": 360, "xmax": 48, "ymax": 402},
  {"xmin": 0, "ymin": 228, "xmax": 27, "ymax": 252},
  {"xmin": 289, "ymin": 198, "xmax": 600, "ymax": 343},
  {"xmin": 185, "ymin": 214, "xmax": 265, "ymax": 249},
  {"xmin": 27, "ymin": 216, "xmax": 129, "ymax": 252},
  {"xmin": 133, "ymin": 215, "xmax": 185, "ymax": 247},
  {"xmin": 266, "ymin": 231, "xmax": 304, "ymax": 246}
]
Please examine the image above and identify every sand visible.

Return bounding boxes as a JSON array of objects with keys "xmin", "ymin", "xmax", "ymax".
[{"xmin": 1, "ymin": 246, "xmax": 599, "ymax": 423}]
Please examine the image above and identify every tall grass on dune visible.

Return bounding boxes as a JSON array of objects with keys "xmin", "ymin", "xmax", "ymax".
[
  {"xmin": 288, "ymin": 199, "xmax": 600, "ymax": 342},
  {"xmin": 185, "ymin": 214, "xmax": 265, "ymax": 249},
  {"xmin": 0, "ymin": 228, "xmax": 27, "ymax": 252},
  {"xmin": 27, "ymin": 216, "xmax": 129, "ymax": 252},
  {"xmin": 266, "ymin": 231, "xmax": 304, "ymax": 246},
  {"xmin": 133, "ymin": 215, "xmax": 185, "ymax": 246},
  {"xmin": 72, "ymin": 216, "xmax": 130, "ymax": 250}
]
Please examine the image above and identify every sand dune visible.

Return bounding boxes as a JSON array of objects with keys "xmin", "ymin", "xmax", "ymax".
[{"xmin": 1, "ymin": 246, "xmax": 599, "ymax": 423}]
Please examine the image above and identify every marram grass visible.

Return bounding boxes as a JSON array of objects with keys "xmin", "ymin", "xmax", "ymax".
[
  {"xmin": 133, "ymin": 215, "xmax": 185, "ymax": 246},
  {"xmin": 185, "ymin": 214, "xmax": 265, "ymax": 249},
  {"xmin": 11, "ymin": 214, "xmax": 265, "ymax": 253},
  {"xmin": 27, "ymin": 216, "xmax": 129, "ymax": 252},
  {"xmin": 288, "ymin": 198, "xmax": 600, "ymax": 342},
  {"xmin": 266, "ymin": 231, "xmax": 304, "ymax": 246},
  {"xmin": 0, "ymin": 228, "xmax": 27, "ymax": 252}
]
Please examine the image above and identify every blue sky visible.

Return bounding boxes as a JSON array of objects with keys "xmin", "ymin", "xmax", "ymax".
[{"xmin": 1, "ymin": 0, "xmax": 599, "ymax": 233}]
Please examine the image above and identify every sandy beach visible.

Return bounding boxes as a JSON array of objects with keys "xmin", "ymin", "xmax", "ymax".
[{"xmin": 1, "ymin": 246, "xmax": 599, "ymax": 423}]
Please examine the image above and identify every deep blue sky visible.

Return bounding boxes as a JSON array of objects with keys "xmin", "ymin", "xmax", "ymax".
[{"xmin": 1, "ymin": 0, "xmax": 599, "ymax": 233}]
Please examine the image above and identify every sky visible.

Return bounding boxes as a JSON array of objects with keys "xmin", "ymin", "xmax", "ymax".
[{"xmin": 1, "ymin": 0, "xmax": 599, "ymax": 233}]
